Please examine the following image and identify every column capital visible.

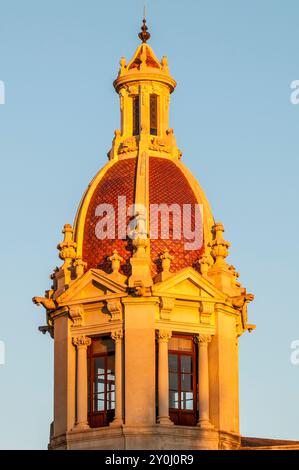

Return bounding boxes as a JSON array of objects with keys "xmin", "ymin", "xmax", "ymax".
[
  {"xmin": 156, "ymin": 330, "xmax": 172, "ymax": 343},
  {"xmin": 195, "ymin": 334, "xmax": 213, "ymax": 345},
  {"xmin": 111, "ymin": 329, "xmax": 124, "ymax": 342},
  {"xmin": 72, "ymin": 335, "xmax": 91, "ymax": 350}
]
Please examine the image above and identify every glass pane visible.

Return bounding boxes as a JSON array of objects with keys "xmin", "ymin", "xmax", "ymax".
[
  {"xmin": 96, "ymin": 393, "xmax": 105, "ymax": 411},
  {"xmin": 169, "ymin": 372, "xmax": 178, "ymax": 390},
  {"xmin": 181, "ymin": 355, "xmax": 192, "ymax": 374},
  {"xmin": 169, "ymin": 337, "xmax": 193, "ymax": 352},
  {"xmin": 96, "ymin": 378, "xmax": 105, "ymax": 394},
  {"xmin": 93, "ymin": 337, "xmax": 115, "ymax": 355},
  {"xmin": 107, "ymin": 355, "xmax": 115, "ymax": 377},
  {"xmin": 107, "ymin": 392, "xmax": 115, "ymax": 410},
  {"xmin": 181, "ymin": 373, "xmax": 192, "ymax": 391},
  {"xmin": 107, "ymin": 381, "xmax": 115, "ymax": 393},
  {"xmin": 95, "ymin": 357, "xmax": 105, "ymax": 376},
  {"xmin": 168, "ymin": 353, "xmax": 178, "ymax": 372},
  {"xmin": 181, "ymin": 391, "xmax": 193, "ymax": 410},
  {"xmin": 169, "ymin": 390, "xmax": 179, "ymax": 409}
]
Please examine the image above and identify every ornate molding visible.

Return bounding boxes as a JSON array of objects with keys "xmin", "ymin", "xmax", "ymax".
[
  {"xmin": 156, "ymin": 330, "xmax": 172, "ymax": 343},
  {"xmin": 111, "ymin": 329, "xmax": 124, "ymax": 342},
  {"xmin": 149, "ymin": 137, "xmax": 171, "ymax": 153},
  {"xmin": 200, "ymin": 301, "xmax": 214, "ymax": 325},
  {"xmin": 72, "ymin": 336, "xmax": 91, "ymax": 349},
  {"xmin": 118, "ymin": 136, "xmax": 138, "ymax": 155},
  {"xmin": 106, "ymin": 299, "xmax": 123, "ymax": 322},
  {"xmin": 160, "ymin": 296, "xmax": 175, "ymax": 321},
  {"xmin": 195, "ymin": 334, "xmax": 213, "ymax": 345},
  {"xmin": 69, "ymin": 305, "xmax": 84, "ymax": 327}
]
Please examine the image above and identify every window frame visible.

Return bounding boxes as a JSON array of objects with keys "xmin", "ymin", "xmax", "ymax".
[
  {"xmin": 88, "ymin": 337, "xmax": 115, "ymax": 428},
  {"xmin": 168, "ymin": 334, "xmax": 197, "ymax": 426}
]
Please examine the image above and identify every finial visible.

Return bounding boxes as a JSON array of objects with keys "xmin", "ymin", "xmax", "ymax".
[
  {"xmin": 197, "ymin": 254, "xmax": 211, "ymax": 277},
  {"xmin": 108, "ymin": 249, "xmax": 124, "ymax": 274},
  {"xmin": 138, "ymin": 8, "xmax": 151, "ymax": 43},
  {"xmin": 74, "ymin": 256, "xmax": 87, "ymax": 278},
  {"xmin": 208, "ymin": 223, "xmax": 231, "ymax": 267},
  {"xmin": 56, "ymin": 224, "xmax": 77, "ymax": 286},
  {"xmin": 57, "ymin": 224, "xmax": 77, "ymax": 263},
  {"xmin": 160, "ymin": 249, "xmax": 174, "ymax": 274}
]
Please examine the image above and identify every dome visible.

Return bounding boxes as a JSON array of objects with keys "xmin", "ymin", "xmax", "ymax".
[
  {"xmin": 72, "ymin": 30, "xmax": 216, "ymax": 284},
  {"xmin": 74, "ymin": 155, "xmax": 214, "ymax": 277}
]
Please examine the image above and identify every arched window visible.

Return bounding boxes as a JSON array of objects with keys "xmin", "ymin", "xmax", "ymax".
[
  {"xmin": 168, "ymin": 335, "xmax": 197, "ymax": 426},
  {"xmin": 132, "ymin": 95, "xmax": 140, "ymax": 136},
  {"xmin": 88, "ymin": 337, "xmax": 115, "ymax": 428},
  {"xmin": 150, "ymin": 94, "xmax": 158, "ymax": 135}
]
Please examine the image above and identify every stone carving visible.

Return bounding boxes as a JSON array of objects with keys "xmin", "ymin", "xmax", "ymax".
[
  {"xmin": 32, "ymin": 296, "xmax": 56, "ymax": 311},
  {"xmin": 200, "ymin": 302, "xmax": 214, "ymax": 325},
  {"xmin": 73, "ymin": 257, "xmax": 87, "ymax": 278},
  {"xmin": 69, "ymin": 305, "xmax": 84, "ymax": 327},
  {"xmin": 111, "ymin": 329, "xmax": 124, "ymax": 342},
  {"xmin": 118, "ymin": 136, "xmax": 138, "ymax": 155},
  {"xmin": 149, "ymin": 137, "xmax": 171, "ymax": 153},
  {"xmin": 156, "ymin": 330, "xmax": 172, "ymax": 343},
  {"xmin": 195, "ymin": 334, "xmax": 213, "ymax": 345},
  {"xmin": 160, "ymin": 296, "xmax": 175, "ymax": 320},
  {"xmin": 106, "ymin": 300, "xmax": 122, "ymax": 322},
  {"xmin": 231, "ymin": 293, "xmax": 255, "ymax": 332},
  {"xmin": 208, "ymin": 223, "xmax": 230, "ymax": 267},
  {"xmin": 72, "ymin": 336, "xmax": 91, "ymax": 349},
  {"xmin": 108, "ymin": 250, "xmax": 124, "ymax": 275},
  {"xmin": 197, "ymin": 255, "xmax": 211, "ymax": 277}
]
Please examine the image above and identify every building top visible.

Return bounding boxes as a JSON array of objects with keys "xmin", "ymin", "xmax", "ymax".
[{"xmin": 33, "ymin": 17, "xmax": 255, "ymax": 338}]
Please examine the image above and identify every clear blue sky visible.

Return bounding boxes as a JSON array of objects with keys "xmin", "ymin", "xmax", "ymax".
[{"xmin": 0, "ymin": 0, "xmax": 299, "ymax": 449}]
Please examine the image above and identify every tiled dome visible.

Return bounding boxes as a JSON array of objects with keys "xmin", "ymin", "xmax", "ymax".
[{"xmin": 80, "ymin": 156, "xmax": 204, "ymax": 276}]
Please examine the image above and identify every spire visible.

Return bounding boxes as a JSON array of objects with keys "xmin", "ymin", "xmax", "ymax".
[{"xmin": 138, "ymin": 8, "xmax": 151, "ymax": 43}]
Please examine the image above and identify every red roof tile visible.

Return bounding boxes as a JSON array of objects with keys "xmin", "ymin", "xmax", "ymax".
[{"xmin": 82, "ymin": 157, "xmax": 204, "ymax": 276}]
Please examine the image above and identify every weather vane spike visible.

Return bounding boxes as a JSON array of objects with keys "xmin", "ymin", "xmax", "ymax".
[{"xmin": 138, "ymin": 6, "xmax": 151, "ymax": 43}]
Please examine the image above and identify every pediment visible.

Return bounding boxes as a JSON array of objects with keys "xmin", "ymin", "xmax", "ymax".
[
  {"xmin": 57, "ymin": 269, "xmax": 126, "ymax": 305},
  {"xmin": 153, "ymin": 267, "xmax": 226, "ymax": 301}
]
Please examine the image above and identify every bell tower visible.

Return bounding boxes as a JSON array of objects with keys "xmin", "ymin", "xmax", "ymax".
[{"xmin": 33, "ymin": 17, "xmax": 255, "ymax": 450}]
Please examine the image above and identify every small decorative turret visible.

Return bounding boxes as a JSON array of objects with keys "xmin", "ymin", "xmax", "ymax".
[
  {"xmin": 57, "ymin": 224, "xmax": 77, "ymax": 285},
  {"xmin": 209, "ymin": 223, "xmax": 230, "ymax": 267},
  {"xmin": 57, "ymin": 224, "xmax": 77, "ymax": 262}
]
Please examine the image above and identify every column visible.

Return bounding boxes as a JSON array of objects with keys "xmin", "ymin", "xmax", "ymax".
[
  {"xmin": 157, "ymin": 330, "xmax": 173, "ymax": 425},
  {"xmin": 110, "ymin": 329, "xmax": 124, "ymax": 426},
  {"xmin": 72, "ymin": 336, "xmax": 91, "ymax": 429},
  {"xmin": 196, "ymin": 334, "xmax": 213, "ymax": 429}
]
